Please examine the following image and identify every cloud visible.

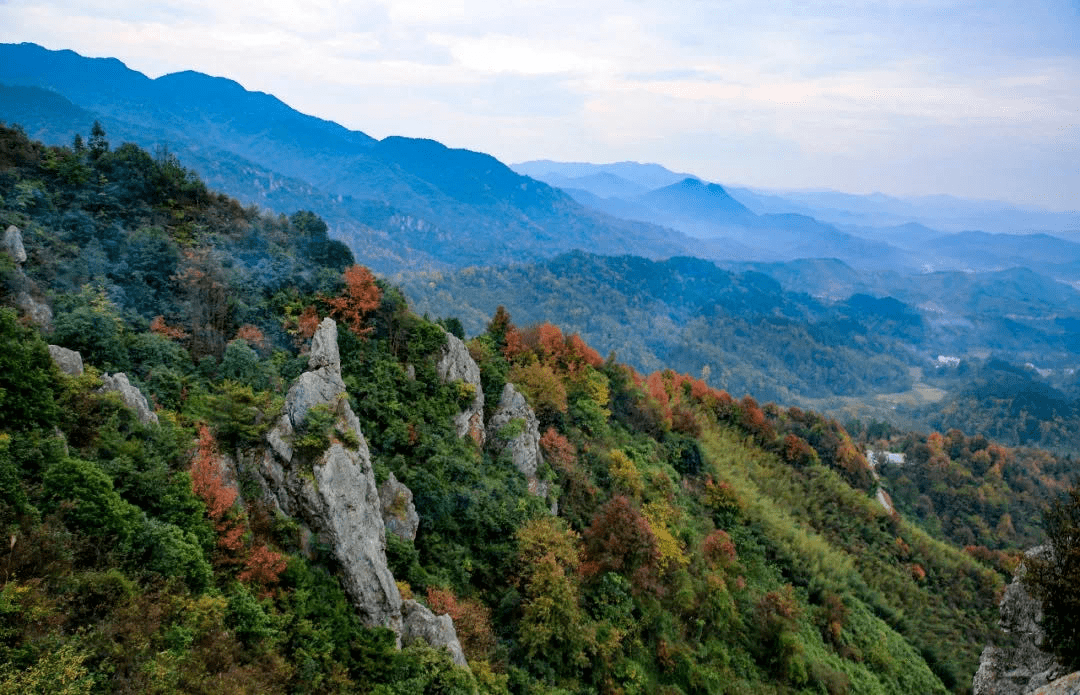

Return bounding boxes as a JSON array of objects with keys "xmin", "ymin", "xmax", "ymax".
[{"xmin": 1, "ymin": 0, "xmax": 1077, "ymax": 207}]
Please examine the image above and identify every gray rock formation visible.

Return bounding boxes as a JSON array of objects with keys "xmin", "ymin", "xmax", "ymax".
[
  {"xmin": 258, "ymin": 318, "xmax": 403, "ymax": 635},
  {"xmin": 487, "ymin": 383, "xmax": 549, "ymax": 500},
  {"xmin": 379, "ymin": 472, "xmax": 419, "ymax": 542},
  {"xmin": 3, "ymin": 225, "xmax": 26, "ymax": 264},
  {"xmin": 99, "ymin": 372, "xmax": 158, "ymax": 425},
  {"xmin": 15, "ymin": 291, "xmax": 52, "ymax": 328},
  {"xmin": 973, "ymin": 547, "xmax": 1069, "ymax": 695},
  {"xmin": 1031, "ymin": 672, "xmax": 1080, "ymax": 695},
  {"xmin": 436, "ymin": 331, "xmax": 485, "ymax": 445},
  {"xmin": 48, "ymin": 345, "xmax": 84, "ymax": 376},
  {"xmin": 401, "ymin": 599, "xmax": 468, "ymax": 667}
]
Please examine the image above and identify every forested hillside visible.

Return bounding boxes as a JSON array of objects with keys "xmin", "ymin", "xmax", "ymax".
[
  {"xmin": 399, "ymin": 252, "xmax": 920, "ymax": 405},
  {"xmin": 0, "ymin": 123, "xmax": 1045, "ymax": 694}
]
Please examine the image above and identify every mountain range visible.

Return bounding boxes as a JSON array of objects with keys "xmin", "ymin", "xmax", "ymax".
[{"xmin": 0, "ymin": 43, "xmax": 699, "ymax": 273}]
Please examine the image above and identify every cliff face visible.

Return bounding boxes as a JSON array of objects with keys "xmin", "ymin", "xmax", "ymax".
[
  {"xmin": 487, "ymin": 383, "xmax": 551, "ymax": 505},
  {"xmin": 248, "ymin": 318, "xmax": 467, "ymax": 666},
  {"xmin": 257, "ymin": 318, "xmax": 403, "ymax": 634},
  {"xmin": 973, "ymin": 547, "xmax": 1072, "ymax": 695},
  {"xmin": 436, "ymin": 330, "xmax": 485, "ymax": 445}
]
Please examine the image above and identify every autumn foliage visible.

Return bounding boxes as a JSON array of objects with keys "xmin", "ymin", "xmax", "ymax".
[
  {"xmin": 581, "ymin": 496, "xmax": 662, "ymax": 595},
  {"xmin": 238, "ymin": 543, "xmax": 288, "ymax": 587},
  {"xmin": 234, "ymin": 324, "xmax": 268, "ymax": 352},
  {"xmin": 191, "ymin": 425, "xmax": 284, "ymax": 585},
  {"xmin": 191, "ymin": 424, "xmax": 238, "ymax": 524},
  {"xmin": 426, "ymin": 587, "xmax": 496, "ymax": 662},
  {"xmin": 150, "ymin": 315, "xmax": 189, "ymax": 340},
  {"xmin": 324, "ymin": 264, "xmax": 381, "ymax": 336}
]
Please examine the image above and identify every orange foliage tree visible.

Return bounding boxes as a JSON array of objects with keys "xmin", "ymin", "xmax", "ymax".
[
  {"xmin": 426, "ymin": 587, "xmax": 496, "ymax": 662},
  {"xmin": 191, "ymin": 425, "xmax": 243, "ymax": 559},
  {"xmin": 581, "ymin": 496, "xmax": 662, "ymax": 595},
  {"xmin": 191, "ymin": 425, "xmax": 285, "ymax": 585},
  {"xmin": 323, "ymin": 264, "xmax": 381, "ymax": 337},
  {"xmin": 234, "ymin": 324, "xmax": 268, "ymax": 352},
  {"xmin": 150, "ymin": 315, "xmax": 189, "ymax": 341}
]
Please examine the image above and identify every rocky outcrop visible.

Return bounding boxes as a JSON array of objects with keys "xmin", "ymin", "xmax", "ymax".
[
  {"xmin": 436, "ymin": 331, "xmax": 485, "ymax": 445},
  {"xmin": 99, "ymin": 372, "xmax": 158, "ymax": 425},
  {"xmin": 401, "ymin": 599, "xmax": 468, "ymax": 667},
  {"xmin": 48, "ymin": 345, "xmax": 84, "ymax": 376},
  {"xmin": 15, "ymin": 291, "xmax": 51, "ymax": 328},
  {"xmin": 973, "ymin": 547, "xmax": 1070, "ymax": 695},
  {"xmin": 1028, "ymin": 669, "xmax": 1080, "ymax": 690},
  {"xmin": 258, "ymin": 318, "xmax": 403, "ymax": 635},
  {"xmin": 3, "ymin": 225, "xmax": 26, "ymax": 264},
  {"xmin": 487, "ymin": 383, "xmax": 550, "ymax": 500},
  {"xmin": 379, "ymin": 472, "xmax": 419, "ymax": 542},
  {"xmin": 1031, "ymin": 672, "xmax": 1080, "ymax": 695}
]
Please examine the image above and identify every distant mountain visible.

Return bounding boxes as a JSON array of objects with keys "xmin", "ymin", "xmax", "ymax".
[
  {"xmin": 922, "ymin": 231, "xmax": 1080, "ymax": 271},
  {"xmin": 634, "ymin": 177, "xmax": 756, "ymax": 231},
  {"xmin": 530, "ymin": 171, "xmax": 649, "ymax": 199},
  {"xmin": 728, "ymin": 185, "xmax": 1080, "ymax": 235},
  {"xmin": 511, "ymin": 159, "xmax": 693, "ymax": 190},
  {"xmin": 0, "ymin": 42, "xmax": 694, "ymax": 272},
  {"xmin": 718, "ymin": 257, "xmax": 883, "ymax": 300},
  {"xmin": 512, "ymin": 159, "xmax": 919, "ymax": 270}
]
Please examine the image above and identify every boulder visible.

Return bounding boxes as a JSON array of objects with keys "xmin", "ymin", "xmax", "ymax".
[
  {"xmin": 259, "ymin": 318, "xmax": 402, "ymax": 635},
  {"xmin": 401, "ymin": 599, "xmax": 468, "ymax": 667},
  {"xmin": 15, "ymin": 291, "xmax": 52, "ymax": 328},
  {"xmin": 379, "ymin": 472, "xmax": 420, "ymax": 542},
  {"xmin": 436, "ymin": 330, "xmax": 485, "ymax": 445},
  {"xmin": 99, "ymin": 372, "xmax": 158, "ymax": 425},
  {"xmin": 973, "ymin": 546, "xmax": 1069, "ymax": 695},
  {"xmin": 487, "ymin": 383, "xmax": 550, "ymax": 500},
  {"xmin": 48, "ymin": 345, "xmax": 84, "ymax": 376},
  {"xmin": 1031, "ymin": 671, "xmax": 1080, "ymax": 695},
  {"xmin": 3, "ymin": 225, "xmax": 26, "ymax": 264}
]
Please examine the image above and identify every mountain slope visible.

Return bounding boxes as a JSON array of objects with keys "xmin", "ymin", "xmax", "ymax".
[
  {"xmin": 0, "ymin": 123, "xmax": 1021, "ymax": 695},
  {"xmin": 0, "ymin": 42, "xmax": 694, "ymax": 272}
]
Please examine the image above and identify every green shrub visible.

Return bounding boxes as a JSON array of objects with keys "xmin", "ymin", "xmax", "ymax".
[{"xmin": 42, "ymin": 456, "xmax": 141, "ymax": 542}]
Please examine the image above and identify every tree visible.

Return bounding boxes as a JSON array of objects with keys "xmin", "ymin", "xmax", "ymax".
[
  {"xmin": 324, "ymin": 265, "xmax": 381, "ymax": 337},
  {"xmin": 1023, "ymin": 484, "xmax": 1080, "ymax": 668},
  {"xmin": 88, "ymin": 120, "xmax": 108, "ymax": 159}
]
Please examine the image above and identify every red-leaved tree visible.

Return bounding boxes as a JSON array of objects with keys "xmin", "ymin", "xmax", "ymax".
[
  {"xmin": 324, "ymin": 265, "xmax": 381, "ymax": 336},
  {"xmin": 426, "ymin": 587, "xmax": 496, "ymax": 662},
  {"xmin": 581, "ymin": 496, "xmax": 662, "ymax": 595},
  {"xmin": 190, "ymin": 425, "xmax": 244, "ymax": 560}
]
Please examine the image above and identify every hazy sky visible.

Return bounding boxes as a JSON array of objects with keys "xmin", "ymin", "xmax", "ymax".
[{"xmin": 1, "ymin": 0, "xmax": 1077, "ymax": 209}]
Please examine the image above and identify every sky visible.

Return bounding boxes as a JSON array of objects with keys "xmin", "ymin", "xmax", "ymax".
[{"xmin": 1, "ymin": 0, "xmax": 1078, "ymax": 210}]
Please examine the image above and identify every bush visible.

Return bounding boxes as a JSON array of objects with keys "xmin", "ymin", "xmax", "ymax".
[{"xmin": 42, "ymin": 456, "xmax": 141, "ymax": 542}]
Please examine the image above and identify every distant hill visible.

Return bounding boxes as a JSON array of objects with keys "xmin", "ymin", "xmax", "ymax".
[
  {"xmin": 0, "ymin": 42, "xmax": 695, "ymax": 272},
  {"xmin": 634, "ymin": 177, "xmax": 756, "ymax": 231},
  {"xmin": 511, "ymin": 159, "xmax": 693, "ymax": 190},
  {"xmin": 400, "ymin": 251, "xmax": 919, "ymax": 403},
  {"xmin": 922, "ymin": 231, "xmax": 1080, "ymax": 271},
  {"xmin": 513, "ymin": 159, "xmax": 919, "ymax": 270},
  {"xmin": 728, "ymin": 186, "xmax": 1080, "ymax": 235}
]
